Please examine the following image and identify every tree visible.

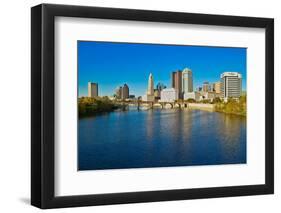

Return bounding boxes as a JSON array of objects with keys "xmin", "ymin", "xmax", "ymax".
[
  {"xmin": 212, "ymin": 97, "xmax": 222, "ymax": 104},
  {"xmin": 201, "ymin": 99, "xmax": 210, "ymax": 104},
  {"xmin": 214, "ymin": 95, "xmax": 246, "ymax": 116},
  {"xmin": 186, "ymin": 98, "xmax": 196, "ymax": 103}
]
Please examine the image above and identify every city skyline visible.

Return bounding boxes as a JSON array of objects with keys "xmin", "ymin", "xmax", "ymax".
[{"xmin": 78, "ymin": 41, "xmax": 246, "ymax": 97}]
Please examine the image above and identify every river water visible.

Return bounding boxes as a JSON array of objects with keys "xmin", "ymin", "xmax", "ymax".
[{"xmin": 78, "ymin": 109, "xmax": 246, "ymax": 170}]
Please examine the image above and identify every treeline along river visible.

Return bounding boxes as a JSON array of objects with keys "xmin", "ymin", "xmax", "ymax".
[{"xmin": 78, "ymin": 108, "xmax": 246, "ymax": 170}]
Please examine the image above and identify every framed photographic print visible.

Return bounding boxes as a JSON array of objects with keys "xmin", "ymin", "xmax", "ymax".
[{"xmin": 31, "ymin": 4, "xmax": 274, "ymax": 209}]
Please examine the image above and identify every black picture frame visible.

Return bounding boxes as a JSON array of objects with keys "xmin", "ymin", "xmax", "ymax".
[{"xmin": 31, "ymin": 3, "xmax": 274, "ymax": 209}]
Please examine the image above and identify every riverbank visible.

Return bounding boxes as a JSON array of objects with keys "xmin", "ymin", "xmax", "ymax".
[
  {"xmin": 78, "ymin": 96, "xmax": 246, "ymax": 117},
  {"xmin": 214, "ymin": 96, "xmax": 246, "ymax": 116},
  {"xmin": 78, "ymin": 97, "xmax": 126, "ymax": 117},
  {"xmin": 188, "ymin": 103, "xmax": 214, "ymax": 111}
]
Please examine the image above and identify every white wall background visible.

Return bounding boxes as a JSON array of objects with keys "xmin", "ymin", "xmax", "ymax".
[{"xmin": 0, "ymin": 0, "xmax": 279, "ymax": 212}]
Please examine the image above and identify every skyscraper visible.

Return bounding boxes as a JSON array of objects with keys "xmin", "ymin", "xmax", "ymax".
[
  {"xmin": 214, "ymin": 82, "xmax": 221, "ymax": 94},
  {"xmin": 147, "ymin": 73, "xmax": 154, "ymax": 96},
  {"xmin": 202, "ymin": 82, "xmax": 209, "ymax": 92},
  {"xmin": 121, "ymin": 84, "xmax": 129, "ymax": 99},
  {"xmin": 142, "ymin": 73, "xmax": 155, "ymax": 102},
  {"xmin": 171, "ymin": 70, "xmax": 182, "ymax": 99},
  {"xmin": 155, "ymin": 82, "xmax": 166, "ymax": 99},
  {"xmin": 88, "ymin": 82, "xmax": 98, "ymax": 97},
  {"xmin": 221, "ymin": 72, "xmax": 242, "ymax": 98},
  {"xmin": 156, "ymin": 82, "xmax": 166, "ymax": 91},
  {"xmin": 115, "ymin": 86, "xmax": 122, "ymax": 99},
  {"xmin": 182, "ymin": 68, "xmax": 193, "ymax": 94}
]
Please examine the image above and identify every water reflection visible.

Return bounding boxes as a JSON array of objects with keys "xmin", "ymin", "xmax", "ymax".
[{"xmin": 78, "ymin": 109, "xmax": 246, "ymax": 170}]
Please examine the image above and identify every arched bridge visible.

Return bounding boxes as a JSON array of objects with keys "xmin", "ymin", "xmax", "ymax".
[{"xmin": 116, "ymin": 100, "xmax": 190, "ymax": 110}]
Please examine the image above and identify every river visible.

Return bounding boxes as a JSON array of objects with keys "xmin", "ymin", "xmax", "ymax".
[{"xmin": 78, "ymin": 108, "xmax": 246, "ymax": 170}]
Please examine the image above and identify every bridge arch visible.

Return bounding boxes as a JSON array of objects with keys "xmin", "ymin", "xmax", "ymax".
[
  {"xmin": 164, "ymin": 103, "xmax": 173, "ymax": 109},
  {"xmin": 153, "ymin": 103, "xmax": 163, "ymax": 109},
  {"xmin": 174, "ymin": 103, "xmax": 181, "ymax": 108}
]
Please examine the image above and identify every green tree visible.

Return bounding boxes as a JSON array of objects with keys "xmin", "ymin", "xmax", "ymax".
[
  {"xmin": 214, "ymin": 95, "xmax": 246, "ymax": 116},
  {"xmin": 186, "ymin": 98, "xmax": 196, "ymax": 103}
]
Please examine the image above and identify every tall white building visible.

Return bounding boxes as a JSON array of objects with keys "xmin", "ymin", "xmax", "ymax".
[
  {"xmin": 142, "ymin": 73, "xmax": 155, "ymax": 101},
  {"xmin": 220, "ymin": 72, "xmax": 242, "ymax": 98},
  {"xmin": 182, "ymin": 68, "xmax": 193, "ymax": 94},
  {"xmin": 88, "ymin": 82, "xmax": 98, "ymax": 97},
  {"xmin": 160, "ymin": 88, "xmax": 178, "ymax": 102},
  {"xmin": 147, "ymin": 73, "xmax": 154, "ymax": 96}
]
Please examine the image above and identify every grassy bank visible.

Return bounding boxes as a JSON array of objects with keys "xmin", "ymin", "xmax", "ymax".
[
  {"xmin": 78, "ymin": 97, "xmax": 126, "ymax": 117},
  {"xmin": 214, "ymin": 95, "xmax": 246, "ymax": 116}
]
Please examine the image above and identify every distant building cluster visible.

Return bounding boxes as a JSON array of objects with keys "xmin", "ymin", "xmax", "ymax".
[
  {"xmin": 87, "ymin": 69, "xmax": 242, "ymax": 103},
  {"xmin": 171, "ymin": 68, "xmax": 193, "ymax": 99},
  {"xmin": 141, "ymin": 69, "xmax": 242, "ymax": 103},
  {"xmin": 190, "ymin": 81, "xmax": 221, "ymax": 102},
  {"xmin": 115, "ymin": 84, "xmax": 129, "ymax": 100},
  {"xmin": 154, "ymin": 82, "xmax": 166, "ymax": 100}
]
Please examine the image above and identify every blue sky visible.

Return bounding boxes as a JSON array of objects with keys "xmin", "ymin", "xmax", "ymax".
[{"xmin": 78, "ymin": 41, "xmax": 246, "ymax": 97}]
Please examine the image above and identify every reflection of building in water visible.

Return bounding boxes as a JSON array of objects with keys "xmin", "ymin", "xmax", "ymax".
[
  {"xmin": 218, "ymin": 114, "xmax": 246, "ymax": 162},
  {"xmin": 177, "ymin": 110, "xmax": 193, "ymax": 144},
  {"xmin": 221, "ymin": 72, "xmax": 242, "ymax": 99},
  {"xmin": 145, "ymin": 110, "xmax": 154, "ymax": 141},
  {"xmin": 142, "ymin": 73, "xmax": 155, "ymax": 101}
]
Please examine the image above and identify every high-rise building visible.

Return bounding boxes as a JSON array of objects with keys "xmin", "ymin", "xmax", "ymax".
[
  {"xmin": 147, "ymin": 73, "xmax": 154, "ymax": 96},
  {"xmin": 182, "ymin": 68, "xmax": 193, "ymax": 94},
  {"xmin": 142, "ymin": 73, "xmax": 155, "ymax": 102},
  {"xmin": 220, "ymin": 72, "xmax": 242, "ymax": 98},
  {"xmin": 171, "ymin": 70, "xmax": 182, "ymax": 99},
  {"xmin": 121, "ymin": 84, "xmax": 129, "ymax": 99},
  {"xmin": 209, "ymin": 84, "xmax": 215, "ymax": 92},
  {"xmin": 115, "ymin": 86, "xmax": 122, "ymax": 99},
  {"xmin": 155, "ymin": 82, "xmax": 166, "ymax": 98},
  {"xmin": 214, "ymin": 81, "xmax": 221, "ymax": 94},
  {"xmin": 88, "ymin": 82, "xmax": 98, "ymax": 97},
  {"xmin": 156, "ymin": 82, "xmax": 166, "ymax": 91},
  {"xmin": 202, "ymin": 82, "xmax": 209, "ymax": 92}
]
